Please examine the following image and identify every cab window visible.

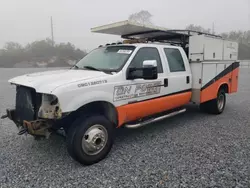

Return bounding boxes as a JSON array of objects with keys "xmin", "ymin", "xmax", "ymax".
[
  {"xmin": 164, "ymin": 48, "xmax": 186, "ymax": 72},
  {"xmin": 129, "ymin": 47, "xmax": 163, "ymax": 73}
]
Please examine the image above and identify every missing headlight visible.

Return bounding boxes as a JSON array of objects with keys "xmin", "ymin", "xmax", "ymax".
[
  {"xmin": 38, "ymin": 94, "xmax": 62, "ymax": 119},
  {"xmin": 50, "ymin": 97, "xmax": 58, "ymax": 105},
  {"xmin": 43, "ymin": 94, "xmax": 56, "ymax": 103}
]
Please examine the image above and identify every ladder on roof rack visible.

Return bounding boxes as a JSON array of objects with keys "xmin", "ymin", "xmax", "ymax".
[
  {"xmin": 91, "ymin": 20, "xmax": 222, "ymax": 48},
  {"xmin": 122, "ymin": 29, "xmax": 222, "ymax": 40}
]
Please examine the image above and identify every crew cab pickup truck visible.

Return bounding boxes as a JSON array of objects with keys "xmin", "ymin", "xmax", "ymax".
[{"xmin": 1, "ymin": 20, "xmax": 240, "ymax": 165}]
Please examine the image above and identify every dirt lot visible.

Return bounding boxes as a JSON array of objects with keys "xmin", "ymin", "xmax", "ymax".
[{"xmin": 0, "ymin": 68, "xmax": 250, "ymax": 188}]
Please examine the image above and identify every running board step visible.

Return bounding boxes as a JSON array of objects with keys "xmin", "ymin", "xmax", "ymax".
[{"xmin": 125, "ymin": 108, "xmax": 186, "ymax": 129}]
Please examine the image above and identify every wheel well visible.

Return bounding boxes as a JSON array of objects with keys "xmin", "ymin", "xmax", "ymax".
[
  {"xmin": 68, "ymin": 101, "xmax": 118, "ymax": 127},
  {"xmin": 219, "ymin": 83, "xmax": 229, "ymax": 93}
]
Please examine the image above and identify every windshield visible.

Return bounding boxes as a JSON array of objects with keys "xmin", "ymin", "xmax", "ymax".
[{"xmin": 74, "ymin": 45, "xmax": 136, "ymax": 72}]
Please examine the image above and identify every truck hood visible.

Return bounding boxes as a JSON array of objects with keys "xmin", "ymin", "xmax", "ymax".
[{"xmin": 9, "ymin": 69, "xmax": 108, "ymax": 93}]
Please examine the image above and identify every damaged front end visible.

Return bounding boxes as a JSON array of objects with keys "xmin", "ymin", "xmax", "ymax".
[{"xmin": 1, "ymin": 85, "xmax": 64, "ymax": 138}]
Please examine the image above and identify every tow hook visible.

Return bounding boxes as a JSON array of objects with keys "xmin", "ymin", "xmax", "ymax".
[
  {"xmin": 18, "ymin": 127, "xmax": 28, "ymax": 135},
  {"xmin": 1, "ymin": 114, "xmax": 8, "ymax": 119}
]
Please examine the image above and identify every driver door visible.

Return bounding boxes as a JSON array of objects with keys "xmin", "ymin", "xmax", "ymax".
[{"xmin": 114, "ymin": 46, "xmax": 167, "ymax": 123}]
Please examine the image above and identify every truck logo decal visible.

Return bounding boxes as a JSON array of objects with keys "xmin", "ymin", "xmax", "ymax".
[
  {"xmin": 78, "ymin": 80, "xmax": 107, "ymax": 88},
  {"xmin": 113, "ymin": 81, "xmax": 161, "ymax": 101}
]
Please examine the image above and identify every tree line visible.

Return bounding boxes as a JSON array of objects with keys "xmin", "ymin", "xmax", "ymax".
[{"xmin": 0, "ymin": 38, "xmax": 87, "ymax": 68}]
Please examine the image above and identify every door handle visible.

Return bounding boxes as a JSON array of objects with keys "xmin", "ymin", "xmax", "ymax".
[
  {"xmin": 186, "ymin": 76, "xmax": 190, "ymax": 84},
  {"xmin": 164, "ymin": 78, "xmax": 168, "ymax": 87}
]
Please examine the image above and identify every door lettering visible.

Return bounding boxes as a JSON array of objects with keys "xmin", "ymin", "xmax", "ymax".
[{"xmin": 113, "ymin": 81, "xmax": 162, "ymax": 101}]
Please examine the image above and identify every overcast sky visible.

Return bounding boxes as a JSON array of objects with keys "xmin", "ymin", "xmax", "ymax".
[{"xmin": 0, "ymin": 0, "xmax": 249, "ymax": 51}]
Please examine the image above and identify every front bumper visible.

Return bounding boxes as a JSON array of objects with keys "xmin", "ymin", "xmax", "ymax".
[{"xmin": 1, "ymin": 109, "xmax": 52, "ymax": 138}]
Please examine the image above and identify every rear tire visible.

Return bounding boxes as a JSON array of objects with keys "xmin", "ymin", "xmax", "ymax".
[
  {"xmin": 66, "ymin": 115, "xmax": 114, "ymax": 165},
  {"xmin": 200, "ymin": 88, "xmax": 226, "ymax": 114}
]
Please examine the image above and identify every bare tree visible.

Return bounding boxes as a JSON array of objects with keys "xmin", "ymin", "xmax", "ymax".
[
  {"xmin": 128, "ymin": 10, "xmax": 153, "ymax": 25},
  {"xmin": 221, "ymin": 30, "xmax": 250, "ymax": 44},
  {"xmin": 185, "ymin": 24, "xmax": 211, "ymax": 34},
  {"xmin": 4, "ymin": 42, "xmax": 23, "ymax": 51}
]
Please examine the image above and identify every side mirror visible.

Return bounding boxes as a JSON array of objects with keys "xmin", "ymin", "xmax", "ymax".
[
  {"xmin": 126, "ymin": 60, "xmax": 158, "ymax": 80},
  {"xmin": 142, "ymin": 60, "xmax": 158, "ymax": 80}
]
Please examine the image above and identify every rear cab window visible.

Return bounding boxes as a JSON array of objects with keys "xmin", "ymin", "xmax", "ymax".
[{"xmin": 163, "ymin": 48, "xmax": 186, "ymax": 72}]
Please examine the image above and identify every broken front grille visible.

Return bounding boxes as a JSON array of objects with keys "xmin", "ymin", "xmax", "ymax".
[{"xmin": 15, "ymin": 86, "xmax": 42, "ymax": 124}]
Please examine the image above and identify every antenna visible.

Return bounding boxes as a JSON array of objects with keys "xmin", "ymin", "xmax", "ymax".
[{"xmin": 50, "ymin": 16, "xmax": 54, "ymax": 46}]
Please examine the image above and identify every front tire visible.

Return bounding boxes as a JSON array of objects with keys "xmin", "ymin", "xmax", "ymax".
[
  {"xmin": 200, "ymin": 88, "xmax": 226, "ymax": 114},
  {"xmin": 66, "ymin": 115, "xmax": 114, "ymax": 165}
]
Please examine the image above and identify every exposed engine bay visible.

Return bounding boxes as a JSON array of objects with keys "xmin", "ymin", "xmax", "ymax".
[{"xmin": 2, "ymin": 85, "xmax": 64, "ymax": 138}]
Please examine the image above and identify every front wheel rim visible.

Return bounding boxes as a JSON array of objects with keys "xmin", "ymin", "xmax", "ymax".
[
  {"xmin": 81, "ymin": 124, "xmax": 108, "ymax": 156},
  {"xmin": 217, "ymin": 94, "xmax": 225, "ymax": 111}
]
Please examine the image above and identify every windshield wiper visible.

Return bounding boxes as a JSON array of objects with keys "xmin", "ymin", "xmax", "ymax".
[
  {"xmin": 83, "ymin": 66, "xmax": 112, "ymax": 74},
  {"xmin": 83, "ymin": 66, "xmax": 101, "ymax": 71},
  {"xmin": 71, "ymin": 64, "xmax": 80, "ymax": 69}
]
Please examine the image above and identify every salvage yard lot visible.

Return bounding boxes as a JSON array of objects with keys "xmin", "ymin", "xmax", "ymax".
[{"xmin": 0, "ymin": 67, "xmax": 250, "ymax": 188}]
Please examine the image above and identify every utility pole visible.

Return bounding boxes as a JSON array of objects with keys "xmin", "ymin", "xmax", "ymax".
[
  {"xmin": 50, "ymin": 16, "xmax": 54, "ymax": 47},
  {"xmin": 248, "ymin": 0, "xmax": 250, "ymax": 30},
  {"xmin": 212, "ymin": 22, "xmax": 215, "ymax": 34},
  {"xmin": 248, "ymin": 0, "xmax": 250, "ymax": 44}
]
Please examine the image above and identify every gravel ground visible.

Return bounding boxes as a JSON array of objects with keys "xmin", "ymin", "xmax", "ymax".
[{"xmin": 0, "ymin": 67, "xmax": 250, "ymax": 188}]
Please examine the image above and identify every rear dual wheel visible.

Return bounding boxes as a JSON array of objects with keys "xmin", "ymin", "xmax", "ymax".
[
  {"xmin": 66, "ymin": 115, "xmax": 114, "ymax": 165},
  {"xmin": 200, "ymin": 88, "xmax": 226, "ymax": 114}
]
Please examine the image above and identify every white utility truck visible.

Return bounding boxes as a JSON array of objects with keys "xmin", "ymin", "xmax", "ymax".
[{"xmin": 1, "ymin": 20, "xmax": 240, "ymax": 165}]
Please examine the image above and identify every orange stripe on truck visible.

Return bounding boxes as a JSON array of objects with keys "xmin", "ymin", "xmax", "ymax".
[
  {"xmin": 230, "ymin": 67, "xmax": 239, "ymax": 93},
  {"xmin": 200, "ymin": 62, "xmax": 239, "ymax": 103},
  {"xmin": 116, "ymin": 90, "xmax": 192, "ymax": 127}
]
